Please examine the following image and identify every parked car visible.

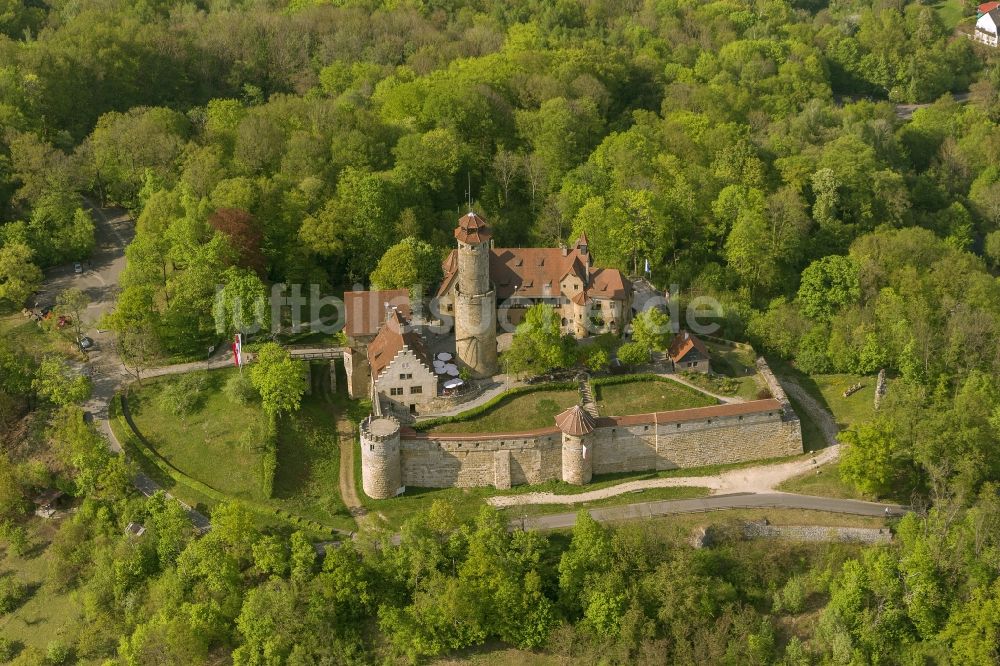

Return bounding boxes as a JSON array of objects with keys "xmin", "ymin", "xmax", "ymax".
[
  {"xmin": 74, "ymin": 262, "xmax": 83, "ymax": 274},
  {"xmin": 78, "ymin": 336, "xmax": 94, "ymax": 351}
]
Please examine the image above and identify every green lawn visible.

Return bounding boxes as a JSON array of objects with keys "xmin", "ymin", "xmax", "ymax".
[
  {"xmin": 427, "ymin": 389, "xmax": 581, "ymax": 434},
  {"xmin": 705, "ymin": 341, "xmax": 757, "ymax": 376},
  {"xmin": 0, "ymin": 520, "xmax": 88, "ymax": 659},
  {"xmin": 769, "ymin": 360, "xmax": 880, "ymax": 430},
  {"xmin": 934, "ymin": 0, "xmax": 969, "ymax": 30},
  {"xmin": 128, "ymin": 370, "xmax": 264, "ymax": 500},
  {"xmin": 806, "ymin": 374, "xmax": 878, "ymax": 429},
  {"xmin": 594, "ymin": 377, "xmax": 716, "ymax": 416},
  {"xmin": 126, "ymin": 365, "xmax": 354, "ymax": 531}
]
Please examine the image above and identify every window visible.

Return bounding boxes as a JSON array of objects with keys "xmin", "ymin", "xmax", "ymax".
[
  {"xmin": 399, "ymin": 373, "xmax": 412, "ymax": 380},
  {"xmin": 390, "ymin": 387, "xmax": 403, "ymax": 396},
  {"xmin": 410, "ymin": 386, "xmax": 422, "ymax": 394}
]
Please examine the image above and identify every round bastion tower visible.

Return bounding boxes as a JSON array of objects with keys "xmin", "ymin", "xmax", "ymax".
[
  {"xmin": 359, "ymin": 415, "xmax": 402, "ymax": 500},
  {"xmin": 556, "ymin": 405, "xmax": 596, "ymax": 485},
  {"xmin": 454, "ymin": 212, "xmax": 499, "ymax": 378}
]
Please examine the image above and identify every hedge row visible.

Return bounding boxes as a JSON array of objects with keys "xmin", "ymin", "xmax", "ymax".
[
  {"xmin": 413, "ymin": 381, "xmax": 577, "ymax": 431},
  {"xmin": 112, "ymin": 395, "xmax": 336, "ymax": 536}
]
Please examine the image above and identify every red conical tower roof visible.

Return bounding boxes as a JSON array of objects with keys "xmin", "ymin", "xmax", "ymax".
[
  {"xmin": 455, "ymin": 211, "xmax": 492, "ymax": 244},
  {"xmin": 555, "ymin": 404, "xmax": 597, "ymax": 436}
]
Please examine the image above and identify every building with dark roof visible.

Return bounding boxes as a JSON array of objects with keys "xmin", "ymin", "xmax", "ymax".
[{"xmin": 668, "ymin": 330, "xmax": 711, "ymax": 373}]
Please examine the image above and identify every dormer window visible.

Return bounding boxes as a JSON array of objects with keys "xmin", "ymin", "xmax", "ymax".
[
  {"xmin": 536, "ymin": 258, "xmax": 544, "ymax": 266},
  {"xmin": 514, "ymin": 258, "xmax": 523, "ymax": 267}
]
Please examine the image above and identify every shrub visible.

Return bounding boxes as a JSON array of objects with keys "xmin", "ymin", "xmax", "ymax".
[
  {"xmin": 773, "ymin": 575, "xmax": 807, "ymax": 614},
  {"xmin": 224, "ymin": 371, "xmax": 258, "ymax": 405},
  {"xmin": 158, "ymin": 372, "xmax": 209, "ymax": 416},
  {"xmin": 585, "ymin": 348, "xmax": 610, "ymax": 373},
  {"xmin": 0, "ymin": 521, "xmax": 30, "ymax": 557},
  {"xmin": 616, "ymin": 342, "xmax": 650, "ymax": 367},
  {"xmin": 0, "ymin": 576, "xmax": 26, "ymax": 614},
  {"xmin": 260, "ymin": 448, "xmax": 277, "ymax": 499},
  {"xmin": 45, "ymin": 639, "xmax": 70, "ymax": 665},
  {"xmin": 0, "ymin": 636, "xmax": 17, "ymax": 661}
]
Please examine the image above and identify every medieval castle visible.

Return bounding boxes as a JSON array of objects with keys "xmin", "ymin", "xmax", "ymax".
[{"xmin": 347, "ymin": 212, "xmax": 804, "ymax": 500}]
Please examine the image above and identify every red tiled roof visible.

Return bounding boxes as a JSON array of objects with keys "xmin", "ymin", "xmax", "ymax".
[
  {"xmin": 668, "ymin": 330, "xmax": 709, "ymax": 364},
  {"xmin": 588, "ymin": 267, "xmax": 631, "ymax": 300},
  {"xmin": 438, "ymin": 246, "xmax": 632, "ymax": 303},
  {"xmin": 980, "ymin": 1, "xmax": 1000, "ymax": 13},
  {"xmin": 555, "ymin": 404, "xmax": 597, "ymax": 435},
  {"xmin": 454, "ymin": 212, "xmax": 492, "ymax": 244},
  {"xmin": 367, "ymin": 309, "xmax": 431, "ymax": 379},
  {"xmin": 343, "ymin": 290, "xmax": 411, "ymax": 340}
]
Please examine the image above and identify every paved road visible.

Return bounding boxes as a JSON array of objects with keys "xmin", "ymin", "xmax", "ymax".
[
  {"xmin": 39, "ymin": 205, "xmax": 219, "ymax": 529},
  {"xmin": 518, "ymin": 492, "xmax": 907, "ymax": 531}
]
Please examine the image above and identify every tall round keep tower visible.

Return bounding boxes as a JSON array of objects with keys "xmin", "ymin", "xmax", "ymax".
[
  {"xmin": 454, "ymin": 212, "xmax": 498, "ymax": 378},
  {"xmin": 360, "ymin": 415, "xmax": 401, "ymax": 500},
  {"xmin": 556, "ymin": 405, "xmax": 596, "ymax": 485}
]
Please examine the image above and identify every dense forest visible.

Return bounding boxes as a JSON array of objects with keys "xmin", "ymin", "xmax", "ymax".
[{"xmin": 1, "ymin": 0, "xmax": 1000, "ymax": 663}]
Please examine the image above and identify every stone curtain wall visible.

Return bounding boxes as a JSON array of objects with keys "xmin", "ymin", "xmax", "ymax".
[
  {"xmin": 394, "ymin": 401, "xmax": 803, "ymax": 490},
  {"xmin": 589, "ymin": 410, "xmax": 802, "ymax": 475},
  {"xmin": 399, "ymin": 433, "xmax": 563, "ymax": 489}
]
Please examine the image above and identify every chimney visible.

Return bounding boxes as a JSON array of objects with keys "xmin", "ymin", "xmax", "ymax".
[{"xmin": 560, "ymin": 243, "xmax": 568, "ymax": 257}]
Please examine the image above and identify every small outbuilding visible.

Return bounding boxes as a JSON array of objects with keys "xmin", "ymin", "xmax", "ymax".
[{"xmin": 668, "ymin": 330, "xmax": 711, "ymax": 373}]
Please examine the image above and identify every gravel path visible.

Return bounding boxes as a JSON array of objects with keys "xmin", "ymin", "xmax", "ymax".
[{"xmin": 488, "ymin": 446, "xmax": 840, "ymax": 507}]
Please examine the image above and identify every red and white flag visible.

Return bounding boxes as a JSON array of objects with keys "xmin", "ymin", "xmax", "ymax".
[{"xmin": 232, "ymin": 333, "xmax": 243, "ymax": 368}]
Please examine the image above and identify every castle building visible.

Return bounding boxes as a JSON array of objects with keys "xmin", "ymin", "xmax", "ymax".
[
  {"xmin": 367, "ymin": 309, "xmax": 437, "ymax": 415},
  {"xmin": 450, "ymin": 212, "xmax": 499, "ymax": 378},
  {"xmin": 437, "ymin": 214, "xmax": 634, "ymax": 344}
]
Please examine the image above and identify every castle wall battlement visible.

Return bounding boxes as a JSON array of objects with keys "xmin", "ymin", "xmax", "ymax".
[{"xmin": 361, "ymin": 398, "xmax": 803, "ymax": 496}]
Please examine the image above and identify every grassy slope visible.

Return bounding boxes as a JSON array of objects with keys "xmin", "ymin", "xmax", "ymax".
[
  {"xmin": 935, "ymin": 0, "xmax": 969, "ymax": 30},
  {"xmin": 127, "ymin": 366, "xmax": 354, "ymax": 531}
]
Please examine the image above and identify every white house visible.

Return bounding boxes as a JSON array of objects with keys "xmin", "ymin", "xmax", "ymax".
[
  {"xmin": 974, "ymin": 9, "xmax": 1000, "ymax": 47},
  {"xmin": 368, "ymin": 309, "xmax": 437, "ymax": 415}
]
